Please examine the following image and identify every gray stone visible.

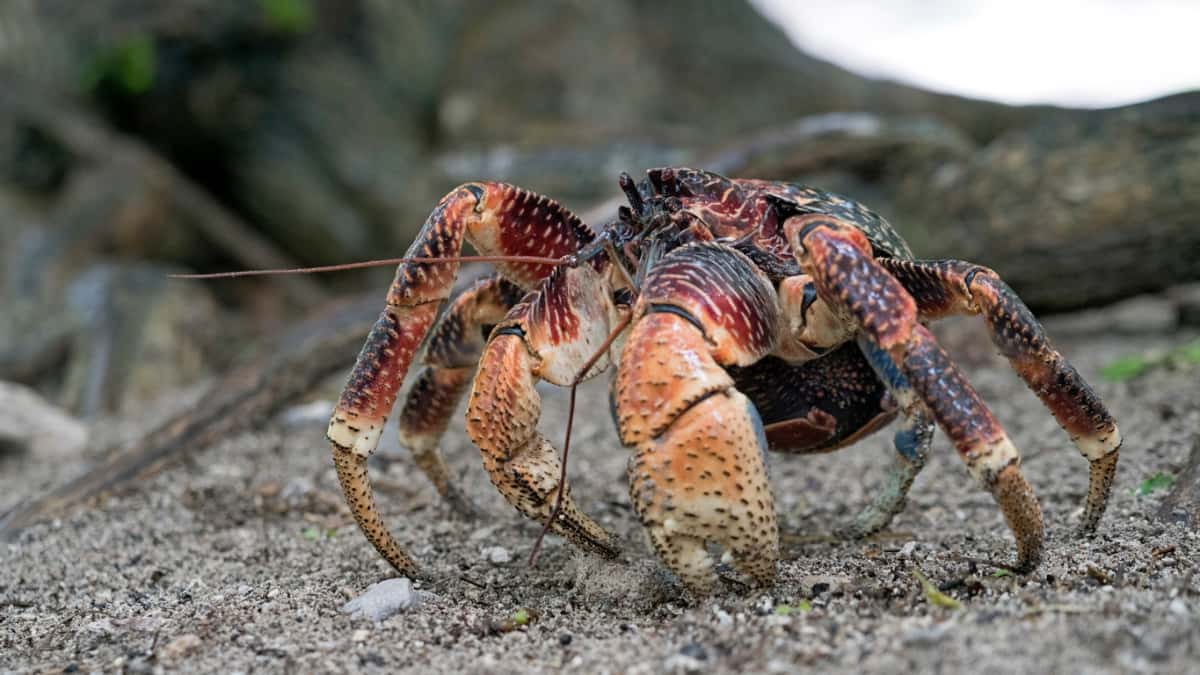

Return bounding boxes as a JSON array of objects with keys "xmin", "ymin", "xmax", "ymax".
[
  {"xmin": 0, "ymin": 381, "xmax": 86, "ymax": 458},
  {"xmin": 341, "ymin": 578, "xmax": 428, "ymax": 622}
]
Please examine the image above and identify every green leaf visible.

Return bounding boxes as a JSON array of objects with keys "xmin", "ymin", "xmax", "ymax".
[
  {"xmin": 774, "ymin": 600, "xmax": 812, "ymax": 616},
  {"xmin": 81, "ymin": 34, "xmax": 157, "ymax": 94},
  {"xmin": 261, "ymin": 0, "xmax": 314, "ymax": 34},
  {"xmin": 1137, "ymin": 472, "xmax": 1175, "ymax": 496},
  {"xmin": 913, "ymin": 568, "xmax": 962, "ymax": 610},
  {"xmin": 301, "ymin": 526, "xmax": 336, "ymax": 540},
  {"xmin": 1175, "ymin": 340, "xmax": 1200, "ymax": 364},
  {"xmin": 511, "ymin": 608, "xmax": 530, "ymax": 626},
  {"xmin": 1100, "ymin": 339, "xmax": 1200, "ymax": 382},
  {"xmin": 991, "ymin": 569, "xmax": 1013, "ymax": 578},
  {"xmin": 1100, "ymin": 355, "xmax": 1149, "ymax": 382}
]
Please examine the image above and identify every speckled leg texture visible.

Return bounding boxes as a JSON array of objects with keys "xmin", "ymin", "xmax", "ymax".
[
  {"xmin": 616, "ymin": 244, "xmax": 781, "ymax": 594},
  {"xmin": 880, "ymin": 258, "xmax": 1122, "ymax": 534},
  {"xmin": 789, "ymin": 216, "xmax": 1045, "ymax": 571},
  {"xmin": 396, "ymin": 277, "xmax": 524, "ymax": 516},
  {"xmin": 466, "ymin": 263, "xmax": 624, "ymax": 559},
  {"xmin": 327, "ymin": 182, "xmax": 595, "ymax": 576}
]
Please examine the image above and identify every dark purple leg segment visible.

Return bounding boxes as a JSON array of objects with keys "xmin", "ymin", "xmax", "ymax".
[
  {"xmin": 788, "ymin": 215, "xmax": 1045, "ymax": 571},
  {"xmin": 880, "ymin": 258, "xmax": 1121, "ymax": 534}
]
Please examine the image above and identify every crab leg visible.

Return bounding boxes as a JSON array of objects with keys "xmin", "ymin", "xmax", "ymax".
[
  {"xmin": 769, "ymin": 268, "xmax": 934, "ymax": 537},
  {"xmin": 327, "ymin": 183, "xmax": 594, "ymax": 576},
  {"xmin": 466, "ymin": 263, "xmax": 623, "ymax": 558},
  {"xmin": 395, "ymin": 276, "xmax": 525, "ymax": 517},
  {"xmin": 878, "ymin": 258, "xmax": 1121, "ymax": 534},
  {"xmin": 788, "ymin": 216, "xmax": 1045, "ymax": 571},
  {"xmin": 615, "ymin": 243, "xmax": 780, "ymax": 594},
  {"xmin": 843, "ymin": 339, "xmax": 936, "ymax": 538}
]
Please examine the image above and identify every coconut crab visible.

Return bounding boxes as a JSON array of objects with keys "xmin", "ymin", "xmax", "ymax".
[{"xmin": 325, "ymin": 167, "xmax": 1121, "ymax": 595}]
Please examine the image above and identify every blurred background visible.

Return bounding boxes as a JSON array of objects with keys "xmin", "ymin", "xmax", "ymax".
[{"xmin": 0, "ymin": 0, "xmax": 1197, "ymax": 427}]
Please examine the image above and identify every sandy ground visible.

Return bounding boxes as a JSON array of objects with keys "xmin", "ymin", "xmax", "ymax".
[{"xmin": 2, "ymin": 307, "xmax": 1199, "ymax": 674}]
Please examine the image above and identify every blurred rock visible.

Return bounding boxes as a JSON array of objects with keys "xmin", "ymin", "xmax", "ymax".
[
  {"xmin": 1167, "ymin": 283, "xmax": 1200, "ymax": 327},
  {"xmin": 0, "ymin": 381, "xmax": 87, "ymax": 458},
  {"xmin": 1045, "ymin": 295, "xmax": 1178, "ymax": 336},
  {"xmin": 278, "ymin": 399, "xmax": 335, "ymax": 428},
  {"xmin": 1, "ymin": 260, "xmax": 224, "ymax": 417},
  {"xmin": 0, "ymin": 0, "xmax": 1054, "ymax": 266}
]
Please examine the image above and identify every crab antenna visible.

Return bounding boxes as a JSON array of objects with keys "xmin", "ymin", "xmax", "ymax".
[
  {"xmin": 618, "ymin": 172, "xmax": 645, "ymax": 215},
  {"xmin": 168, "ymin": 255, "xmax": 572, "ymax": 280},
  {"xmin": 528, "ymin": 310, "xmax": 634, "ymax": 567}
]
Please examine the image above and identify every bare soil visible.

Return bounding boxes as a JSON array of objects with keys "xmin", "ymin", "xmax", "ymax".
[{"xmin": 2, "ymin": 311, "xmax": 1198, "ymax": 674}]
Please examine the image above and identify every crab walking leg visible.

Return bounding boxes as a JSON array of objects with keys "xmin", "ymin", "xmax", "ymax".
[
  {"xmin": 768, "ymin": 273, "xmax": 936, "ymax": 537},
  {"xmin": 327, "ymin": 182, "xmax": 594, "ymax": 576},
  {"xmin": 787, "ymin": 216, "xmax": 1045, "ymax": 571},
  {"xmin": 844, "ymin": 339, "xmax": 936, "ymax": 538},
  {"xmin": 878, "ymin": 258, "xmax": 1121, "ymax": 533},
  {"xmin": 466, "ymin": 263, "xmax": 623, "ymax": 558},
  {"xmin": 396, "ymin": 277, "xmax": 525, "ymax": 516},
  {"xmin": 615, "ymin": 243, "xmax": 781, "ymax": 594}
]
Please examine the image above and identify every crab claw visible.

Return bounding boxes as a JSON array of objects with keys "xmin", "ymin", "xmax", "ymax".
[
  {"xmin": 465, "ymin": 262, "xmax": 627, "ymax": 560},
  {"xmin": 468, "ymin": 333, "xmax": 621, "ymax": 559},
  {"xmin": 627, "ymin": 388, "xmax": 778, "ymax": 594},
  {"xmin": 617, "ymin": 309, "xmax": 779, "ymax": 595}
]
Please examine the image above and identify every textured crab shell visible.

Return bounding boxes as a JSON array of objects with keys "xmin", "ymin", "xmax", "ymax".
[{"xmin": 759, "ymin": 182, "xmax": 915, "ymax": 262}]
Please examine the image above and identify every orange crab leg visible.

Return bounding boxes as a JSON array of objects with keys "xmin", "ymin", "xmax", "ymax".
[
  {"xmin": 788, "ymin": 215, "xmax": 1045, "ymax": 571},
  {"xmin": 395, "ymin": 276, "xmax": 525, "ymax": 517},
  {"xmin": 327, "ymin": 182, "xmax": 593, "ymax": 576},
  {"xmin": 878, "ymin": 258, "xmax": 1122, "ymax": 534},
  {"xmin": 615, "ymin": 243, "xmax": 780, "ymax": 594}
]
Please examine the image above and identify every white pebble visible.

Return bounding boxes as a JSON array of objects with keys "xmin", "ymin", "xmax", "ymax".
[
  {"xmin": 342, "ymin": 578, "xmax": 428, "ymax": 622},
  {"xmin": 482, "ymin": 545, "xmax": 512, "ymax": 564}
]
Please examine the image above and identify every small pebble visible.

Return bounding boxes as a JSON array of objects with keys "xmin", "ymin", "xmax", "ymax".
[
  {"xmin": 679, "ymin": 643, "xmax": 708, "ymax": 660},
  {"xmin": 903, "ymin": 622, "xmax": 954, "ymax": 647},
  {"xmin": 278, "ymin": 400, "xmax": 335, "ymax": 427},
  {"xmin": 159, "ymin": 634, "xmax": 202, "ymax": 661},
  {"xmin": 663, "ymin": 654, "xmax": 706, "ymax": 673},
  {"xmin": 281, "ymin": 477, "xmax": 313, "ymax": 504},
  {"xmin": 342, "ymin": 578, "xmax": 427, "ymax": 622},
  {"xmin": 482, "ymin": 546, "xmax": 512, "ymax": 564},
  {"xmin": 714, "ymin": 609, "xmax": 733, "ymax": 628}
]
